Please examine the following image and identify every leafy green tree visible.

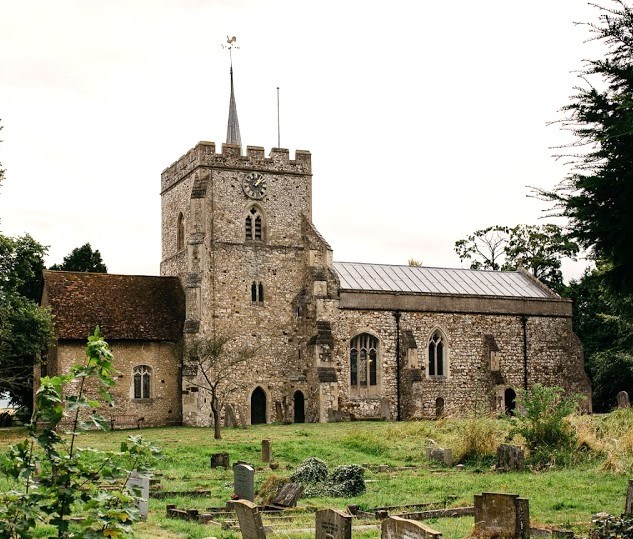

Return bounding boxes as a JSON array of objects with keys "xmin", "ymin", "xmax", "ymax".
[
  {"xmin": 538, "ymin": 1, "xmax": 633, "ymax": 295},
  {"xmin": 50, "ymin": 242, "xmax": 107, "ymax": 273},
  {"xmin": 0, "ymin": 328, "xmax": 160, "ymax": 538},
  {"xmin": 0, "ymin": 233, "xmax": 53, "ymax": 408},
  {"xmin": 454, "ymin": 224, "xmax": 579, "ymax": 293}
]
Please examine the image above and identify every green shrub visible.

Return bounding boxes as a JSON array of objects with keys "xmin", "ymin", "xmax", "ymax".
[
  {"xmin": 325, "ymin": 464, "xmax": 365, "ymax": 497},
  {"xmin": 590, "ymin": 512, "xmax": 633, "ymax": 539},
  {"xmin": 291, "ymin": 457, "xmax": 328, "ymax": 484}
]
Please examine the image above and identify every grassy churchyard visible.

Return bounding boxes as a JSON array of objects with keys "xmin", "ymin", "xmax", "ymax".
[{"xmin": 1, "ymin": 414, "xmax": 632, "ymax": 538}]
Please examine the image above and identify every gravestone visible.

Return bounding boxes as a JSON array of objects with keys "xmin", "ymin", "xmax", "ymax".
[
  {"xmin": 474, "ymin": 492, "xmax": 529, "ymax": 539},
  {"xmin": 233, "ymin": 462, "xmax": 255, "ymax": 501},
  {"xmin": 126, "ymin": 471, "xmax": 150, "ymax": 520},
  {"xmin": 496, "ymin": 444, "xmax": 525, "ymax": 472},
  {"xmin": 233, "ymin": 499, "xmax": 267, "ymax": 539},
  {"xmin": 617, "ymin": 391, "xmax": 630, "ymax": 409},
  {"xmin": 275, "ymin": 401, "xmax": 284, "ymax": 422},
  {"xmin": 272, "ymin": 482, "xmax": 304, "ymax": 507},
  {"xmin": 381, "ymin": 516, "xmax": 443, "ymax": 539},
  {"xmin": 625, "ymin": 479, "xmax": 633, "ymax": 514},
  {"xmin": 225, "ymin": 403, "xmax": 238, "ymax": 427},
  {"xmin": 316, "ymin": 508, "xmax": 352, "ymax": 539},
  {"xmin": 425, "ymin": 446, "xmax": 452, "ymax": 466},
  {"xmin": 239, "ymin": 404, "xmax": 248, "ymax": 429},
  {"xmin": 210, "ymin": 452, "xmax": 230, "ymax": 468},
  {"xmin": 261, "ymin": 439, "xmax": 272, "ymax": 462}
]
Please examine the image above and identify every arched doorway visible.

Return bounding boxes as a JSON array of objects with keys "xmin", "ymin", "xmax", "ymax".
[
  {"xmin": 251, "ymin": 387, "xmax": 267, "ymax": 424},
  {"xmin": 293, "ymin": 390, "xmax": 305, "ymax": 423},
  {"xmin": 504, "ymin": 388, "xmax": 517, "ymax": 416},
  {"xmin": 435, "ymin": 397, "xmax": 445, "ymax": 419}
]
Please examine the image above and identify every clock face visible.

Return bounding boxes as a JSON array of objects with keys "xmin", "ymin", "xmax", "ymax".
[{"xmin": 242, "ymin": 172, "xmax": 267, "ymax": 200}]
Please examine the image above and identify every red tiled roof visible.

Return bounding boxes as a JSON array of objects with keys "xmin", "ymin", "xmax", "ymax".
[{"xmin": 42, "ymin": 271, "xmax": 185, "ymax": 341}]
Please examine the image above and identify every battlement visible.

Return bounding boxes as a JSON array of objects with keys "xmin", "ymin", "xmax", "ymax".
[{"xmin": 161, "ymin": 142, "xmax": 312, "ymax": 193}]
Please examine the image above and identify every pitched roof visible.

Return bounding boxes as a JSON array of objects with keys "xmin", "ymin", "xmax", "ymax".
[
  {"xmin": 42, "ymin": 271, "xmax": 185, "ymax": 341},
  {"xmin": 333, "ymin": 262, "xmax": 555, "ymax": 299}
]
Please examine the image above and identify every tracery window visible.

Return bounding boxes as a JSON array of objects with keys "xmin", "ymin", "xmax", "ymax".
[
  {"xmin": 177, "ymin": 213, "xmax": 185, "ymax": 251},
  {"xmin": 428, "ymin": 330, "xmax": 447, "ymax": 378},
  {"xmin": 350, "ymin": 333, "xmax": 378, "ymax": 393},
  {"xmin": 133, "ymin": 365, "xmax": 151, "ymax": 399},
  {"xmin": 251, "ymin": 281, "xmax": 264, "ymax": 303},
  {"xmin": 245, "ymin": 206, "xmax": 264, "ymax": 241}
]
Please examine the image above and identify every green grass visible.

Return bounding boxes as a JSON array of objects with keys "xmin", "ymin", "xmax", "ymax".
[{"xmin": 1, "ymin": 418, "xmax": 632, "ymax": 538}]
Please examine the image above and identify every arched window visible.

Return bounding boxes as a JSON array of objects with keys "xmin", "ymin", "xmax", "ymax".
[
  {"xmin": 177, "ymin": 213, "xmax": 185, "ymax": 251},
  {"xmin": 428, "ymin": 330, "xmax": 448, "ymax": 378},
  {"xmin": 245, "ymin": 206, "xmax": 264, "ymax": 241},
  {"xmin": 350, "ymin": 333, "xmax": 378, "ymax": 394},
  {"xmin": 133, "ymin": 365, "xmax": 151, "ymax": 399},
  {"xmin": 251, "ymin": 281, "xmax": 264, "ymax": 303}
]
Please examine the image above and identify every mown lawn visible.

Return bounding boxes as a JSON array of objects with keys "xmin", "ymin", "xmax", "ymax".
[{"xmin": 0, "ymin": 419, "xmax": 630, "ymax": 538}]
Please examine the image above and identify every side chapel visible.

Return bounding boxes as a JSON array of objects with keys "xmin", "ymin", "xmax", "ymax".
[{"xmin": 39, "ymin": 66, "xmax": 591, "ymax": 427}]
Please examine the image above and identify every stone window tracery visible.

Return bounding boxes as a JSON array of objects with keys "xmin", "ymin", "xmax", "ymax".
[
  {"xmin": 350, "ymin": 333, "xmax": 378, "ymax": 394},
  {"xmin": 177, "ymin": 213, "xmax": 185, "ymax": 251},
  {"xmin": 428, "ymin": 330, "xmax": 448, "ymax": 378},
  {"xmin": 245, "ymin": 206, "xmax": 264, "ymax": 241},
  {"xmin": 133, "ymin": 365, "xmax": 151, "ymax": 399}
]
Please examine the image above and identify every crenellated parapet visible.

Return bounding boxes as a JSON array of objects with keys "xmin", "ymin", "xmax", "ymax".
[{"xmin": 161, "ymin": 142, "xmax": 312, "ymax": 193}]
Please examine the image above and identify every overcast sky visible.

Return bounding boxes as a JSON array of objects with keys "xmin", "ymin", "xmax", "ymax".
[{"xmin": 0, "ymin": 1, "xmax": 605, "ymax": 280}]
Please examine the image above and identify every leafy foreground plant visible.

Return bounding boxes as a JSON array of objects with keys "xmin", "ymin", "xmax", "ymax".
[{"xmin": 0, "ymin": 328, "xmax": 160, "ymax": 538}]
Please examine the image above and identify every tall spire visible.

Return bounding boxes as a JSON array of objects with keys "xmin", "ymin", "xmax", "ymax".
[{"xmin": 225, "ymin": 36, "xmax": 241, "ymax": 146}]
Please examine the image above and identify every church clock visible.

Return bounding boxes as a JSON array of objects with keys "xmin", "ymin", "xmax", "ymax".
[{"xmin": 242, "ymin": 172, "xmax": 267, "ymax": 199}]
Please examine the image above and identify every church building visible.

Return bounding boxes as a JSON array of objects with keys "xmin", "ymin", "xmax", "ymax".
[{"xmin": 40, "ymin": 67, "xmax": 591, "ymax": 427}]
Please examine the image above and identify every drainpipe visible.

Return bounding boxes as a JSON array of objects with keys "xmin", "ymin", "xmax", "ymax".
[
  {"xmin": 521, "ymin": 315, "xmax": 528, "ymax": 390},
  {"xmin": 393, "ymin": 311, "xmax": 401, "ymax": 421}
]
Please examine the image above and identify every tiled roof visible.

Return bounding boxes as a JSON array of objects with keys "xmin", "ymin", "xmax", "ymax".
[
  {"xmin": 333, "ymin": 262, "xmax": 554, "ymax": 299},
  {"xmin": 42, "ymin": 271, "xmax": 185, "ymax": 341}
]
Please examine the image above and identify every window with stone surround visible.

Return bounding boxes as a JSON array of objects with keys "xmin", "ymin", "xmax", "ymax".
[
  {"xmin": 245, "ymin": 206, "xmax": 264, "ymax": 241},
  {"xmin": 251, "ymin": 281, "xmax": 264, "ymax": 303},
  {"xmin": 133, "ymin": 365, "xmax": 151, "ymax": 399},
  {"xmin": 177, "ymin": 212, "xmax": 185, "ymax": 251},
  {"xmin": 350, "ymin": 333, "xmax": 379, "ymax": 395},
  {"xmin": 427, "ymin": 329, "xmax": 448, "ymax": 379}
]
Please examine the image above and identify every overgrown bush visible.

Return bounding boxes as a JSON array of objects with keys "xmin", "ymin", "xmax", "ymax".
[
  {"xmin": 291, "ymin": 456, "xmax": 329, "ymax": 484},
  {"xmin": 590, "ymin": 513, "xmax": 633, "ymax": 539},
  {"xmin": 511, "ymin": 384, "xmax": 581, "ymax": 468},
  {"xmin": 290, "ymin": 457, "xmax": 365, "ymax": 497},
  {"xmin": 325, "ymin": 464, "xmax": 365, "ymax": 497},
  {"xmin": 0, "ymin": 328, "xmax": 160, "ymax": 538},
  {"xmin": 452, "ymin": 415, "xmax": 505, "ymax": 464}
]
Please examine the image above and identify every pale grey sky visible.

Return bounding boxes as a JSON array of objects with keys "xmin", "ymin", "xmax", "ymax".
[{"xmin": 0, "ymin": 1, "xmax": 603, "ymax": 279}]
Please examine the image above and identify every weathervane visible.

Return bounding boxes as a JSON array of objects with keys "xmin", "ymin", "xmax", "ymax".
[{"xmin": 222, "ymin": 35, "xmax": 239, "ymax": 68}]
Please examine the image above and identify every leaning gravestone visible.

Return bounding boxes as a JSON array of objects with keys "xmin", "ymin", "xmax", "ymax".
[
  {"xmin": 210, "ymin": 452, "xmax": 230, "ymax": 468},
  {"xmin": 474, "ymin": 492, "xmax": 529, "ymax": 539},
  {"xmin": 617, "ymin": 391, "xmax": 630, "ymax": 409},
  {"xmin": 261, "ymin": 439, "xmax": 272, "ymax": 463},
  {"xmin": 316, "ymin": 508, "xmax": 352, "ymax": 539},
  {"xmin": 126, "ymin": 471, "xmax": 150, "ymax": 520},
  {"xmin": 233, "ymin": 499, "xmax": 267, "ymax": 539},
  {"xmin": 272, "ymin": 482, "xmax": 304, "ymax": 508},
  {"xmin": 233, "ymin": 462, "xmax": 255, "ymax": 501},
  {"xmin": 381, "ymin": 516, "xmax": 443, "ymax": 539},
  {"xmin": 496, "ymin": 444, "xmax": 525, "ymax": 472}
]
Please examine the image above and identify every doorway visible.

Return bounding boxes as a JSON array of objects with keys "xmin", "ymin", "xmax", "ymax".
[
  {"xmin": 251, "ymin": 387, "xmax": 267, "ymax": 424},
  {"xmin": 293, "ymin": 390, "xmax": 305, "ymax": 423},
  {"xmin": 504, "ymin": 388, "xmax": 517, "ymax": 416}
]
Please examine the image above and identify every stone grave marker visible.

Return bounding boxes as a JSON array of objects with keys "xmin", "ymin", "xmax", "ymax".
[
  {"xmin": 261, "ymin": 439, "xmax": 272, "ymax": 462},
  {"xmin": 625, "ymin": 479, "xmax": 633, "ymax": 514},
  {"xmin": 496, "ymin": 444, "xmax": 525, "ymax": 472},
  {"xmin": 474, "ymin": 492, "xmax": 529, "ymax": 539},
  {"xmin": 210, "ymin": 452, "xmax": 230, "ymax": 468},
  {"xmin": 233, "ymin": 499, "xmax": 267, "ymax": 539},
  {"xmin": 233, "ymin": 462, "xmax": 255, "ymax": 501},
  {"xmin": 425, "ymin": 446, "xmax": 452, "ymax": 466},
  {"xmin": 617, "ymin": 391, "xmax": 630, "ymax": 409},
  {"xmin": 126, "ymin": 471, "xmax": 150, "ymax": 520},
  {"xmin": 316, "ymin": 508, "xmax": 352, "ymax": 539},
  {"xmin": 272, "ymin": 482, "xmax": 304, "ymax": 507},
  {"xmin": 225, "ymin": 403, "xmax": 238, "ymax": 427},
  {"xmin": 381, "ymin": 516, "xmax": 443, "ymax": 539}
]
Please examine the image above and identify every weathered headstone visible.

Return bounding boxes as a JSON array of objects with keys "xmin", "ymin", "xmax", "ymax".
[
  {"xmin": 233, "ymin": 462, "xmax": 255, "ymax": 501},
  {"xmin": 425, "ymin": 446, "xmax": 452, "ymax": 466},
  {"xmin": 210, "ymin": 452, "xmax": 230, "ymax": 469},
  {"xmin": 126, "ymin": 471, "xmax": 150, "ymax": 520},
  {"xmin": 225, "ymin": 403, "xmax": 238, "ymax": 427},
  {"xmin": 239, "ymin": 404, "xmax": 248, "ymax": 429},
  {"xmin": 617, "ymin": 391, "xmax": 630, "ymax": 409},
  {"xmin": 625, "ymin": 479, "xmax": 633, "ymax": 514},
  {"xmin": 233, "ymin": 499, "xmax": 267, "ymax": 539},
  {"xmin": 261, "ymin": 439, "xmax": 272, "ymax": 463},
  {"xmin": 381, "ymin": 516, "xmax": 443, "ymax": 539},
  {"xmin": 272, "ymin": 482, "xmax": 304, "ymax": 507},
  {"xmin": 316, "ymin": 508, "xmax": 352, "ymax": 539},
  {"xmin": 275, "ymin": 401, "xmax": 284, "ymax": 422},
  {"xmin": 496, "ymin": 444, "xmax": 525, "ymax": 472},
  {"xmin": 474, "ymin": 492, "xmax": 529, "ymax": 539}
]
